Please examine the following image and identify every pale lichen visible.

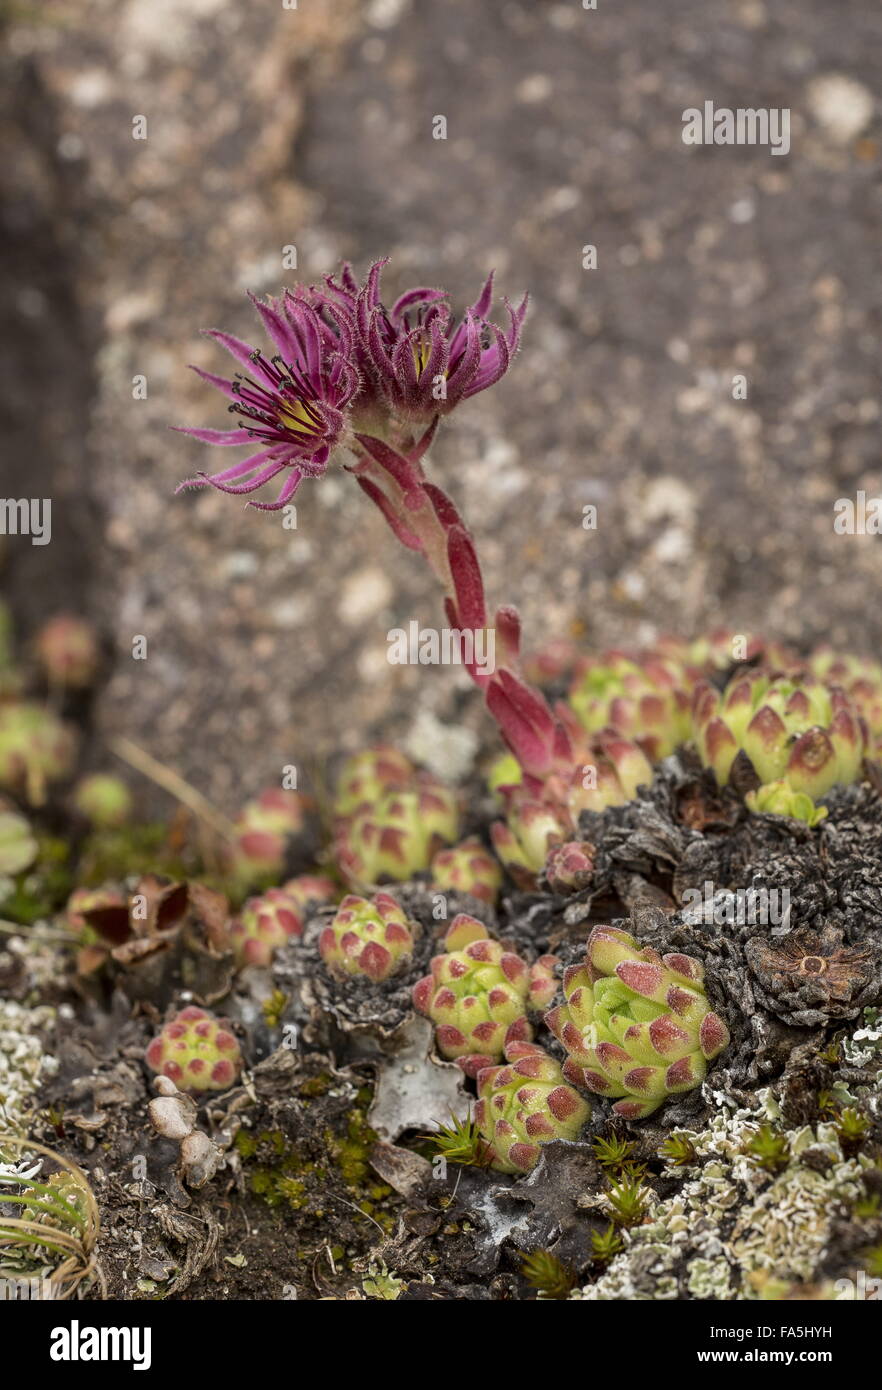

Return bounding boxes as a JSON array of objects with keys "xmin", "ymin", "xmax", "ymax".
[
  {"xmin": 572, "ymin": 1084, "xmax": 877, "ymax": 1301},
  {"xmin": 0, "ymin": 999, "xmax": 58, "ymax": 1133}
]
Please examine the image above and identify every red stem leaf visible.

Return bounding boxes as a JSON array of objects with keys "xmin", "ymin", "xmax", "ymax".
[
  {"xmin": 447, "ymin": 524, "xmax": 487, "ymax": 631},
  {"xmin": 355, "ymin": 476, "xmax": 424, "ymax": 552}
]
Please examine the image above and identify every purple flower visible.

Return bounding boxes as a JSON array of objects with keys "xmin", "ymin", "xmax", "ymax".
[
  {"xmin": 175, "ymin": 292, "xmax": 360, "ymax": 510},
  {"xmin": 353, "ymin": 259, "xmax": 527, "ymax": 421}
]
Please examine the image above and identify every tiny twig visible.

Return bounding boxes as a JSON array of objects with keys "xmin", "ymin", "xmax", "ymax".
[
  {"xmin": 109, "ymin": 735, "xmax": 237, "ymax": 841},
  {"xmin": 0, "ymin": 920, "xmax": 77, "ymax": 942},
  {"xmin": 330, "ymin": 1193, "xmax": 385, "ymax": 1236}
]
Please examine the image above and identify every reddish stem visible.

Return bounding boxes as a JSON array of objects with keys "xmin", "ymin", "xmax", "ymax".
[{"xmin": 347, "ymin": 426, "xmax": 573, "ymax": 779}]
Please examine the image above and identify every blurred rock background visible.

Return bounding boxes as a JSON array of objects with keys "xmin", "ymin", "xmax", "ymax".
[{"xmin": 1, "ymin": 0, "xmax": 880, "ymax": 809}]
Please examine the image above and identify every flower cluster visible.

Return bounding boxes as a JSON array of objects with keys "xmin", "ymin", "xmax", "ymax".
[
  {"xmin": 177, "ymin": 261, "xmax": 526, "ymax": 510},
  {"xmin": 177, "ymin": 264, "xmax": 587, "ymax": 787}
]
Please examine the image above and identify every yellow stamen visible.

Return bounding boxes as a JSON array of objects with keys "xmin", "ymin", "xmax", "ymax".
[{"xmin": 278, "ymin": 399, "xmax": 317, "ymax": 434}]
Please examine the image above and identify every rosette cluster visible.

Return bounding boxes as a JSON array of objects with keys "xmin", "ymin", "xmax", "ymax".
[{"xmin": 545, "ymin": 926, "xmax": 730, "ymax": 1120}]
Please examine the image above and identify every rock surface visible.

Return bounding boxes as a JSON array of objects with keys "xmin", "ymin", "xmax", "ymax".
[{"xmin": 2, "ymin": 0, "xmax": 880, "ymax": 808}]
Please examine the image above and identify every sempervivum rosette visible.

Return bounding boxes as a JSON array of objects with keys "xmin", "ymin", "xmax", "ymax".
[
  {"xmin": 145, "ymin": 1006, "xmax": 242, "ymax": 1093},
  {"xmin": 229, "ymin": 887, "xmax": 304, "ymax": 968},
  {"xmin": 319, "ymin": 892, "xmax": 416, "ymax": 982},
  {"xmin": 566, "ymin": 730, "xmax": 654, "ymax": 818},
  {"xmin": 692, "ymin": 669, "xmax": 867, "ymax": 798},
  {"xmin": 430, "ymin": 836, "xmax": 503, "ymax": 904},
  {"xmin": 474, "ymin": 1041, "xmax": 590, "ymax": 1173},
  {"xmin": 808, "ymin": 646, "xmax": 882, "ymax": 761},
  {"xmin": 545, "ymin": 926, "xmax": 730, "ymax": 1120},
  {"xmin": 568, "ymin": 650, "xmax": 692, "ymax": 761},
  {"xmin": 413, "ymin": 915, "xmax": 557, "ymax": 1076},
  {"xmin": 490, "ymin": 789, "xmax": 571, "ymax": 889},
  {"xmin": 335, "ymin": 777, "xmax": 459, "ymax": 887}
]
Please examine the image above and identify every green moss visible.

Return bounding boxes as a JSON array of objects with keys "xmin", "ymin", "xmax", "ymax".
[
  {"xmin": 79, "ymin": 823, "xmax": 189, "ymax": 886},
  {"xmin": 234, "ymin": 1131, "xmax": 258, "ymax": 1160},
  {"xmin": 299, "ymin": 1074, "xmax": 333, "ymax": 1099},
  {"xmin": 326, "ymin": 1107, "xmax": 379, "ymax": 1187},
  {"xmin": 276, "ymin": 1177, "xmax": 307, "ymax": 1209},
  {"xmin": 234, "ymin": 1096, "xmax": 396, "ymax": 1233},
  {"xmin": 262, "ymin": 991, "xmax": 290, "ymax": 1030},
  {"xmin": 743, "ymin": 1123, "xmax": 791, "ymax": 1173},
  {"xmin": 1, "ymin": 834, "xmax": 72, "ymax": 924},
  {"xmin": 250, "ymin": 1170, "xmax": 278, "ymax": 1201}
]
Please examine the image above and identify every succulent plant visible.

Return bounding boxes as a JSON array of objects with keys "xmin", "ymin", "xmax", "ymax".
[
  {"xmin": 229, "ymin": 787, "xmax": 306, "ymax": 885},
  {"xmin": 566, "ymin": 731, "xmax": 654, "ymax": 818},
  {"xmin": 72, "ymin": 773, "xmax": 133, "ymax": 828},
  {"xmin": 568, "ymin": 650, "xmax": 692, "ymax": 761},
  {"xmin": 335, "ymin": 777, "xmax": 459, "ymax": 887},
  {"xmin": 692, "ymin": 670, "xmax": 867, "ymax": 797},
  {"xmin": 65, "ymin": 884, "xmax": 128, "ymax": 934},
  {"xmin": 543, "ymin": 840, "xmax": 595, "ymax": 894},
  {"xmin": 0, "ymin": 810, "xmax": 38, "ymax": 875},
  {"xmin": 333, "ymin": 745, "xmax": 417, "ymax": 817},
  {"xmin": 808, "ymin": 647, "xmax": 882, "ymax": 758},
  {"xmin": 319, "ymin": 891, "xmax": 416, "ymax": 981},
  {"xmin": 475, "ymin": 1041, "xmax": 590, "ymax": 1174},
  {"xmin": 0, "ymin": 702, "xmax": 77, "ymax": 802},
  {"xmin": 744, "ymin": 924, "xmax": 880, "ymax": 1026},
  {"xmin": 34, "ymin": 614, "xmax": 100, "ymax": 689},
  {"xmin": 745, "ymin": 778, "xmax": 828, "ymax": 827},
  {"xmin": 545, "ymin": 925, "xmax": 730, "ymax": 1120},
  {"xmin": 413, "ymin": 914, "xmax": 557, "ymax": 1074},
  {"xmin": 145, "ymin": 1005, "xmax": 242, "ymax": 1092},
  {"xmin": 655, "ymin": 629, "xmax": 795, "ymax": 676},
  {"xmin": 522, "ymin": 638, "xmax": 581, "ymax": 687},
  {"xmin": 229, "ymin": 887, "xmax": 304, "ymax": 967},
  {"xmin": 490, "ymin": 791, "xmax": 570, "ymax": 889},
  {"xmin": 64, "ymin": 884, "xmax": 132, "ymax": 973},
  {"xmin": 280, "ymin": 873, "xmax": 339, "ymax": 914},
  {"xmin": 486, "ymin": 751, "xmax": 523, "ymax": 802},
  {"xmin": 430, "ymin": 836, "xmax": 503, "ymax": 904}
]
